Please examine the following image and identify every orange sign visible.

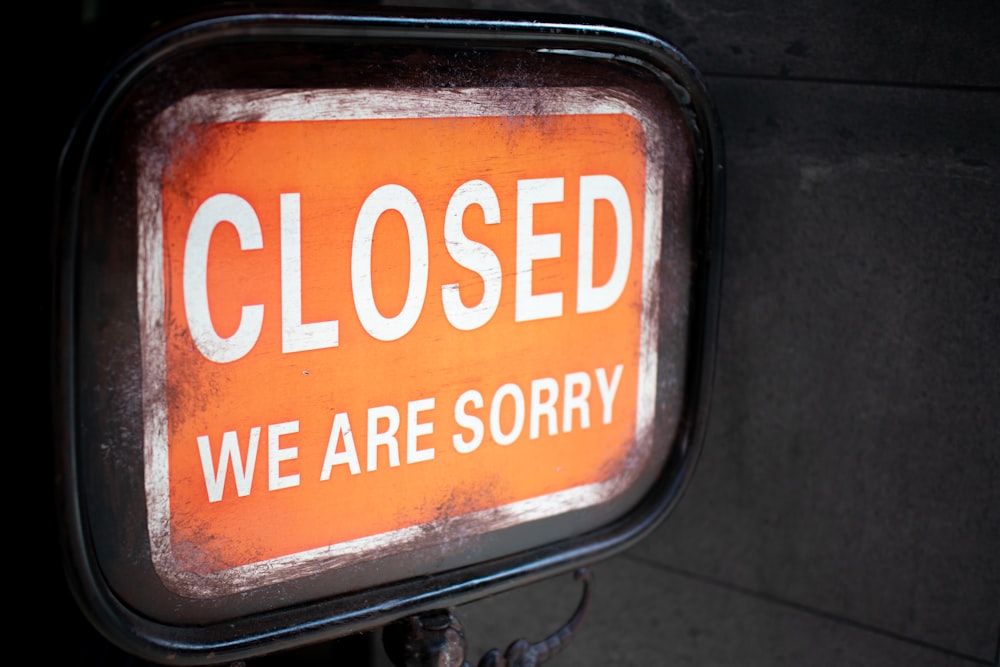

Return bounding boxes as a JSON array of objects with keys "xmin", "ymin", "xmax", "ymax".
[{"xmin": 139, "ymin": 89, "xmax": 663, "ymax": 597}]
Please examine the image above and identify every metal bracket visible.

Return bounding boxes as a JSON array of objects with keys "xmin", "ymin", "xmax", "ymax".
[{"xmin": 382, "ymin": 568, "xmax": 592, "ymax": 667}]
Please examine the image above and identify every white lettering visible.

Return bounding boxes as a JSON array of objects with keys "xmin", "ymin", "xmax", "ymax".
[
  {"xmin": 352, "ymin": 184, "xmax": 429, "ymax": 341},
  {"xmin": 453, "ymin": 390, "xmax": 485, "ymax": 453},
  {"xmin": 186, "ymin": 173, "xmax": 637, "ymax": 362},
  {"xmin": 515, "ymin": 178, "xmax": 564, "ymax": 322},
  {"xmin": 577, "ymin": 175, "xmax": 632, "ymax": 314},
  {"xmin": 194, "ymin": 363, "xmax": 625, "ymax": 500},
  {"xmin": 442, "ymin": 180, "xmax": 503, "ymax": 331},
  {"xmin": 268, "ymin": 420, "xmax": 300, "ymax": 491},
  {"xmin": 563, "ymin": 372, "xmax": 591, "ymax": 432},
  {"xmin": 196, "ymin": 426, "xmax": 261, "ymax": 502},
  {"xmin": 320, "ymin": 412, "xmax": 361, "ymax": 478},
  {"xmin": 367, "ymin": 404, "xmax": 401, "ymax": 471},
  {"xmin": 184, "ymin": 194, "xmax": 264, "ymax": 363},
  {"xmin": 280, "ymin": 193, "xmax": 339, "ymax": 353},
  {"xmin": 407, "ymin": 398, "xmax": 436, "ymax": 464},
  {"xmin": 491, "ymin": 383, "xmax": 526, "ymax": 445},
  {"xmin": 529, "ymin": 377, "xmax": 559, "ymax": 439},
  {"xmin": 595, "ymin": 364, "xmax": 624, "ymax": 424}
]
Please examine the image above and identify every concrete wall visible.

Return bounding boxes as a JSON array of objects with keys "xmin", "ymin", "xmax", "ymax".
[{"xmin": 449, "ymin": 1, "xmax": 1000, "ymax": 665}]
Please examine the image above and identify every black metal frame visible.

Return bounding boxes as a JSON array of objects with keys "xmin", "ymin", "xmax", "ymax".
[{"xmin": 54, "ymin": 8, "xmax": 724, "ymax": 663}]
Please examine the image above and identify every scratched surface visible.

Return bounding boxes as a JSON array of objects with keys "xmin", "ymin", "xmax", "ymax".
[{"xmin": 147, "ymin": 98, "xmax": 655, "ymax": 591}]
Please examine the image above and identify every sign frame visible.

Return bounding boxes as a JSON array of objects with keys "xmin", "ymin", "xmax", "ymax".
[{"xmin": 55, "ymin": 8, "xmax": 724, "ymax": 663}]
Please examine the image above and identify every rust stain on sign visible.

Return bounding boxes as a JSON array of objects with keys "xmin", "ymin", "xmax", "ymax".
[{"xmin": 138, "ymin": 87, "xmax": 665, "ymax": 598}]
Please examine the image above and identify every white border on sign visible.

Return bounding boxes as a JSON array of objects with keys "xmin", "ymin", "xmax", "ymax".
[{"xmin": 138, "ymin": 87, "xmax": 665, "ymax": 598}]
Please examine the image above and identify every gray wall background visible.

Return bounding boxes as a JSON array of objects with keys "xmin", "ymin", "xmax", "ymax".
[{"xmin": 427, "ymin": 1, "xmax": 1000, "ymax": 665}]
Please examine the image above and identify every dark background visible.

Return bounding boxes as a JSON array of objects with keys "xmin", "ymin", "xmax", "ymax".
[{"xmin": 31, "ymin": 0, "xmax": 998, "ymax": 665}]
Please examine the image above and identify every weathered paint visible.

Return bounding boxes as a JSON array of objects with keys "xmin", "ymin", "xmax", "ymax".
[{"xmin": 138, "ymin": 87, "xmax": 667, "ymax": 597}]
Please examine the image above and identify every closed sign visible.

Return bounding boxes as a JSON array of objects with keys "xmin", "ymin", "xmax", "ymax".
[
  {"xmin": 59, "ymin": 15, "xmax": 721, "ymax": 659},
  {"xmin": 140, "ymin": 89, "xmax": 664, "ymax": 596}
]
